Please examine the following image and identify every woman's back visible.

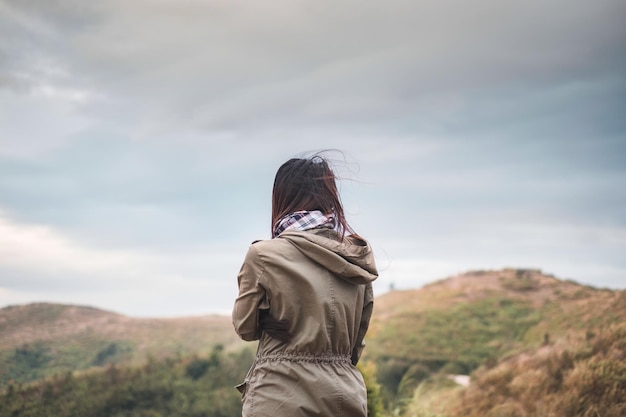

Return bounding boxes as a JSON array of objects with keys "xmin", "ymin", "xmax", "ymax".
[
  {"xmin": 232, "ymin": 154, "xmax": 378, "ymax": 416},
  {"xmin": 233, "ymin": 228, "xmax": 376, "ymax": 357},
  {"xmin": 233, "ymin": 228, "xmax": 377, "ymax": 416}
]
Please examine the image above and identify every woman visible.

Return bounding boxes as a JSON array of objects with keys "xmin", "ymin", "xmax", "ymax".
[{"xmin": 232, "ymin": 154, "xmax": 378, "ymax": 416}]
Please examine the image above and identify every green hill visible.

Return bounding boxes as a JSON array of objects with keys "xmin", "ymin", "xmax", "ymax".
[
  {"xmin": 365, "ymin": 268, "xmax": 626, "ymax": 415},
  {"xmin": 0, "ymin": 303, "xmax": 243, "ymax": 388}
]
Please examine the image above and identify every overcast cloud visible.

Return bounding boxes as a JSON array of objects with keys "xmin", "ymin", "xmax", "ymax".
[{"xmin": 1, "ymin": 0, "xmax": 625, "ymax": 316}]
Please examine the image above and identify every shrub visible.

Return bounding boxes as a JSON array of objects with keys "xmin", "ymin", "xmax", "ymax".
[
  {"xmin": 445, "ymin": 323, "xmax": 626, "ymax": 417},
  {"xmin": 358, "ymin": 361, "xmax": 385, "ymax": 417}
]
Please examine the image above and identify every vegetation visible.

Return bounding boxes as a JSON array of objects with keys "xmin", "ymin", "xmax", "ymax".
[
  {"xmin": 367, "ymin": 293, "xmax": 544, "ymax": 410},
  {"xmin": 1, "ymin": 269, "xmax": 624, "ymax": 417},
  {"xmin": 365, "ymin": 269, "xmax": 625, "ymax": 410},
  {"xmin": 0, "ymin": 303, "xmax": 242, "ymax": 388},
  {"xmin": 1, "ymin": 345, "xmax": 252, "ymax": 417},
  {"xmin": 358, "ymin": 361, "xmax": 385, "ymax": 417},
  {"xmin": 1, "ymin": 346, "xmax": 389, "ymax": 417},
  {"xmin": 444, "ymin": 322, "xmax": 626, "ymax": 417},
  {"xmin": 391, "ymin": 323, "xmax": 626, "ymax": 417}
]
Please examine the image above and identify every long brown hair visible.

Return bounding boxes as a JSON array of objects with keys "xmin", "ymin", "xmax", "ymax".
[{"xmin": 271, "ymin": 154, "xmax": 355, "ymax": 238}]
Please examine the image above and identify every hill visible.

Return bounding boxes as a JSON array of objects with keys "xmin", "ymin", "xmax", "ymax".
[
  {"xmin": 365, "ymin": 268, "xmax": 626, "ymax": 415},
  {"xmin": 0, "ymin": 303, "xmax": 243, "ymax": 387},
  {"xmin": 1, "ymin": 269, "xmax": 624, "ymax": 417}
]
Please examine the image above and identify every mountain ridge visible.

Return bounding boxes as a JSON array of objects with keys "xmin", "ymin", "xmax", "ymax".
[{"xmin": 0, "ymin": 302, "xmax": 235, "ymax": 349}]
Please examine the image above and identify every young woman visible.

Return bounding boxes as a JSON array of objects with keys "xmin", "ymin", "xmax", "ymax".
[{"xmin": 232, "ymin": 154, "xmax": 378, "ymax": 416}]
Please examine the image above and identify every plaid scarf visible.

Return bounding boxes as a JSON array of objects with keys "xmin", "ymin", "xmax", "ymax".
[{"xmin": 273, "ymin": 210, "xmax": 336, "ymax": 238}]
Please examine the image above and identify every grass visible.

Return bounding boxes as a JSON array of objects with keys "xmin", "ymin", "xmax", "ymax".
[
  {"xmin": 370, "ymin": 297, "xmax": 540, "ymax": 371},
  {"xmin": 365, "ymin": 269, "xmax": 626, "ymax": 413},
  {"xmin": 441, "ymin": 322, "xmax": 626, "ymax": 417}
]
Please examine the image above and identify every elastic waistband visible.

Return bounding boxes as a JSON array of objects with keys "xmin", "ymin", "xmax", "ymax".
[{"xmin": 256, "ymin": 353, "xmax": 352, "ymax": 364}]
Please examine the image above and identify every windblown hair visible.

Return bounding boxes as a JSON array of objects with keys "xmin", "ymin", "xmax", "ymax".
[{"xmin": 271, "ymin": 154, "xmax": 355, "ymax": 239}]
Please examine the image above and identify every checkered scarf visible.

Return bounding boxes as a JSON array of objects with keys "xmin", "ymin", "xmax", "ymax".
[{"xmin": 272, "ymin": 210, "xmax": 336, "ymax": 238}]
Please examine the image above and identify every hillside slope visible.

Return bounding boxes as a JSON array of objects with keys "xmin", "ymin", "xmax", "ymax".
[
  {"xmin": 444, "ymin": 321, "xmax": 626, "ymax": 417},
  {"xmin": 365, "ymin": 268, "xmax": 625, "ymax": 403},
  {"xmin": 0, "ymin": 303, "xmax": 243, "ymax": 387},
  {"xmin": 0, "ymin": 344, "xmax": 254, "ymax": 417}
]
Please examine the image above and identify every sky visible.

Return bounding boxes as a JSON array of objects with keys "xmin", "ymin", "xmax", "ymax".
[{"xmin": 1, "ymin": 0, "xmax": 625, "ymax": 317}]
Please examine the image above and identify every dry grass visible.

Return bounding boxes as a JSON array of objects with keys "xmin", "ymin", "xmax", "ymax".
[
  {"xmin": 364, "ymin": 269, "xmax": 625, "ymax": 415},
  {"xmin": 369, "ymin": 269, "xmax": 622, "ymax": 342},
  {"xmin": 442, "ymin": 322, "xmax": 626, "ymax": 417},
  {"xmin": 0, "ymin": 303, "xmax": 239, "ymax": 351}
]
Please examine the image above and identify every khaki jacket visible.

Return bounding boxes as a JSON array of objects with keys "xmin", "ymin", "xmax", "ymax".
[{"xmin": 232, "ymin": 228, "xmax": 378, "ymax": 416}]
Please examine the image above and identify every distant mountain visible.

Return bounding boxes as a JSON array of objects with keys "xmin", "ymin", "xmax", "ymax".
[{"xmin": 0, "ymin": 303, "xmax": 243, "ymax": 387}]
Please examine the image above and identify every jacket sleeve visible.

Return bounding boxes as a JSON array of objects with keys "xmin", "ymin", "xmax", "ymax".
[
  {"xmin": 351, "ymin": 282, "xmax": 374, "ymax": 365},
  {"xmin": 232, "ymin": 244, "xmax": 267, "ymax": 341}
]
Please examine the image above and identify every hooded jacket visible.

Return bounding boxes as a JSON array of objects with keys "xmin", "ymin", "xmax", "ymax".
[{"xmin": 232, "ymin": 227, "xmax": 378, "ymax": 417}]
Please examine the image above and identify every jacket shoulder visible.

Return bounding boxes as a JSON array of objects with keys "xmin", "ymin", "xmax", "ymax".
[{"xmin": 250, "ymin": 237, "xmax": 294, "ymax": 251}]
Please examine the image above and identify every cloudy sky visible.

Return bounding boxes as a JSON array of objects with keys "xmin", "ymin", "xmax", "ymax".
[{"xmin": 1, "ymin": 0, "xmax": 625, "ymax": 317}]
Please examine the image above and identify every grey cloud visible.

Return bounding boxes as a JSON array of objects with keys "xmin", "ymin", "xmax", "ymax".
[{"xmin": 2, "ymin": 0, "xmax": 625, "ymax": 137}]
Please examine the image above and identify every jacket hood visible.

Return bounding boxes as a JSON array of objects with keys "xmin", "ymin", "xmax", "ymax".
[{"xmin": 278, "ymin": 228, "xmax": 378, "ymax": 285}]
